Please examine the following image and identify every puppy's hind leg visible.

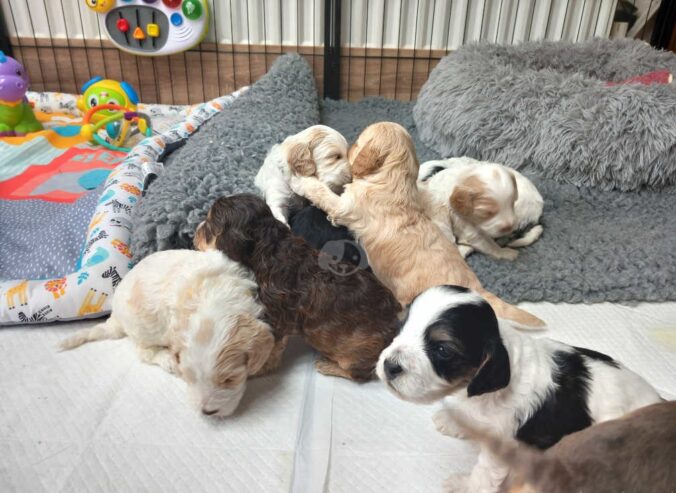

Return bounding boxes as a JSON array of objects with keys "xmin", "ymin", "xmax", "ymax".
[{"xmin": 59, "ymin": 316, "xmax": 125, "ymax": 351}]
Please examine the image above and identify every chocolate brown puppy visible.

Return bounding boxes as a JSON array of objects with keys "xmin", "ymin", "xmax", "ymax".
[{"xmin": 195, "ymin": 193, "xmax": 402, "ymax": 381}]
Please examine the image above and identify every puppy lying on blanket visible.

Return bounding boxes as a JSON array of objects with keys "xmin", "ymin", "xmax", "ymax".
[
  {"xmin": 449, "ymin": 401, "xmax": 676, "ymax": 493},
  {"xmin": 289, "ymin": 121, "xmax": 543, "ymax": 328},
  {"xmin": 419, "ymin": 157, "xmax": 544, "ymax": 260},
  {"xmin": 254, "ymin": 125, "xmax": 351, "ymax": 224},
  {"xmin": 377, "ymin": 285, "xmax": 661, "ymax": 493},
  {"xmin": 194, "ymin": 193, "xmax": 401, "ymax": 381},
  {"xmin": 60, "ymin": 250, "xmax": 280, "ymax": 417}
]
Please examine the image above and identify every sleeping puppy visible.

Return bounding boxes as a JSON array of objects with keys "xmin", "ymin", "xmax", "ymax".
[
  {"xmin": 447, "ymin": 401, "xmax": 676, "ymax": 493},
  {"xmin": 60, "ymin": 249, "xmax": 279, "ymax": 417},
  {"xmin": 254, "ymin": 125, "xmax": 351, "ymax": 224},
  {"xmin": 289, "ymin": 205, "xmax": 370, "ymax": 272},
  {"xmin": 376, "ymin": 285, "xmax": 662, "ymax": 493},
  {"xmin": 194, "ymin": 193, "xmax": 401, "ymax": 381},
  {"xmin": 288, "ymin": 121, "xmax": 544, "ymax": 328},
  {"xmin": 419, "ymin": 157, "xmax": 544, "ymax": 260}
]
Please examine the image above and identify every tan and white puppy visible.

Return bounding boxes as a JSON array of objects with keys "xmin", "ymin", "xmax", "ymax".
[
  {"xmin": 254, "ymin": 125, "xmax": 351, "ymax": 224},
  {"xmin": 419, "ymin": 157, "xmax": 544, "ymax": 260},
  {"xmin": 60, "ymin": 249, "xmax": 279, "ymax": 417},
  {"xmin": 289, "ymin": 121, "xmax": 544, "ymax": 328}
]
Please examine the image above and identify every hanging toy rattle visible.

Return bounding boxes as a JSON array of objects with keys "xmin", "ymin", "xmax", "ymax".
[{"xmin": 77, "ymin": 77, "xmax": 151, "ymax": 152}]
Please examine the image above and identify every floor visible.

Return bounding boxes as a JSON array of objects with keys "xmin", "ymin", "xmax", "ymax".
[{"xmin": 1, "ymin": 301, "xmax": 675, "ymax": 492}]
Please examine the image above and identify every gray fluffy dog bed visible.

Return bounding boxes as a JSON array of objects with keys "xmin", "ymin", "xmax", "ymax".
[
  {"xmin": 131, "ymin": 54, "xmax": 320, "ymax": 259},
  {"xmin": 414, "ymin": 39, "xmax": 676, "ymax": 191}
]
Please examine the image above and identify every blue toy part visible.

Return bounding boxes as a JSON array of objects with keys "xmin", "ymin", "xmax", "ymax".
[
  {"xmin": 81, "ymin": 76, "xmax": 104, "ymax": 93},
  {"xmin": 106, "ymin": 121, "xmax": 121, "ymax": 139},
  {"xmin": 0, "ymin": 51, "xmax": 7, "ymax": 63},
  {"xmin": 119, "ymin": 81, "xmax": 139, "ymax": 105}
]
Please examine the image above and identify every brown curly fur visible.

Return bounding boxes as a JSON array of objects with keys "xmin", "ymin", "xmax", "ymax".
[{"xmin": 196, "ymin": 193, "xmax": 402, "ymax": 381}]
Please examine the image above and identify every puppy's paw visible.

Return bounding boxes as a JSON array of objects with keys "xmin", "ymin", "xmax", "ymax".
[
  {"xmin": 457, "ymin": 245, "xmax": 473, "ymax": 258},
  {"xmin": 442, "ymin": 473, "xmax": 469, "ymax": 493},
  {"xmin": 289, "ymin": 175, "xmax": 316, "ymax": 196},
  {"xmin": 433, "ymin": 410, "xmax": 466, "ymax": 439},
  {"xmin": 497, "ymin": 247, "xmax": 519, "ymax": 261}
]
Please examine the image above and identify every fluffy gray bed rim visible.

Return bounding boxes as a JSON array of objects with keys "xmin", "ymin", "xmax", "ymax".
[
  {"xmin": 130, "ymin": 54, "xmax": 320, "ymax": 260},
  {"xmin": 414, "ymin": 38, "xmax": 676, "ymax": 191}
]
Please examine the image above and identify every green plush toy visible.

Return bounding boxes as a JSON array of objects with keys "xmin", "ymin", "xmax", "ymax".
[{"xmin": 0, "ymin": 51, "xmax": 42, "ymax": 136}]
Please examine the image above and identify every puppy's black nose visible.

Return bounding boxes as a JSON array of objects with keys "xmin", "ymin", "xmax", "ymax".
[
  {"xmin": 384, "ymin": 359, "xmax": 403, "ymax": 380},
  {"xmin": 202, "ymin": 408, "xmax": 218, "ymax": 416}
]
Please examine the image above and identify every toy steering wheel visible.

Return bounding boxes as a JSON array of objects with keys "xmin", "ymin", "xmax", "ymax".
[{"xmin": 80, "ymin": 103, "xmax": 151, "ymax": 152}]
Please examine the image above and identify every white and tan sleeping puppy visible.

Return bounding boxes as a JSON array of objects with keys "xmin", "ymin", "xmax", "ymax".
[
  {"xmin": 377, "ymin": 285, "xmax": 661, "ymax": 493},
  {"xmin": 255, "ymin": 125, "xmax": 351, "ymax": 224},
  {"xmin": 60, "ymin": 249, "xmax": 282, "ymax": 417},
  {"xmin": 419, "ymin": 157, "xmax": 544, "ymax": 260}
]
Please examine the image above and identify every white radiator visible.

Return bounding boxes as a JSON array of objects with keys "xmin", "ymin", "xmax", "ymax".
[{"xmin": 3, "ymin": 0, "xmax": 617, "ymax": 49}]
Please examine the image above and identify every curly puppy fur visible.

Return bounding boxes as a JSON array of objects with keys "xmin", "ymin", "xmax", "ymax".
[{"xmin": 195, "ymin": 193, "xmax": 402, "ymax": 381}]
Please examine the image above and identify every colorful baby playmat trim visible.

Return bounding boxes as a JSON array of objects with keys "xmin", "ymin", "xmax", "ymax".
[{"xmin": 0, "ymin": 89, "xmax": 246, "ymax": 325}]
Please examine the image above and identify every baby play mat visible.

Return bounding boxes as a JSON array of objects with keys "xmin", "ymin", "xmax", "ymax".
[{"xmin": 0, "ymin": 90, "xmax": 244, "ymax": 325}]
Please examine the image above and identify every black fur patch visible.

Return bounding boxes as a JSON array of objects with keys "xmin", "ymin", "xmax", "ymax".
[
  {"xmin": 573, "ymin": 346, "xmax": 620, "ymax": 368},
  {"xmin": 516, "ymin": 350, "xmax": 593, "ymax": 449},
  {"xmin": 420, "ymin": 165, "xmax": 446, "ymax": 181},
  {"xmin": 424, "ymin": 298, "xmax": 509, "ymax": 395}
]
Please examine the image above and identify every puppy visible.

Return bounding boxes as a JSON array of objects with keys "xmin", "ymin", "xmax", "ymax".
[
  {"xmin": 377, "ymin": 285, "xmax": 662, "ymax": 493},
  {"xmin": 289, "ymin": 121, "xmax": 544, "ymax": 328},
  {"xmin": 419, "ymin": 158, "xmax": 544, "ymax": 260},
  {"xmin": 60, "ymin": 249, "xmax": 278, "ymax": 417},
  {"xmin": 450, "ymin": 401, "xmax": 676, "ymax": 493},
  {"xmin": 289, "ymin": 205, "xmax": 370, "ymax": 271},
  {"xmin": 194, "ymin": 193, "xmax": 402, "ymax": 381},
  {"xmin": 254, "ymin": 125, "xmax": 351, "ymax": 224}
]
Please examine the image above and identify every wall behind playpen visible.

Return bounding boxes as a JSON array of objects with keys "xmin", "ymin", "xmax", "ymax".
[{"xmin": 0, "ymin": 0, "xmax": 648, "ymax": 104}]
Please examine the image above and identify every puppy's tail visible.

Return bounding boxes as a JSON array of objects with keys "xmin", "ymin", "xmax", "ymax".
[
  {"xmin": 59, "ymin": 317, "xmax": 125, "ymax": 351},
  {"xmin": 478, "ymin": 290, "xmax": 545, "ymax": 329}
]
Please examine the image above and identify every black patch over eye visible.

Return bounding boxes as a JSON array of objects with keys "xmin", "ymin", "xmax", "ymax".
[{"xmin": 433, "ymin": 343, "xmax": 452, "ymax": 359}]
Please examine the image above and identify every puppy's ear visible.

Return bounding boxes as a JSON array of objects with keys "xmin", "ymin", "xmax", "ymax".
[
  {"xmin": 285, "ymin": 142, "xmax": 317, "ymax": 177},
  {"xmin": 215, "ymin": 230, "xmax": 255, "ymax": 263},
  {"xmin": 450, "ymin": 186, "xmax": 476, "ymax": 217},
  {"xmin": 467, "ymin": 338, "xmax": 510, "ymax": 397},
  {"xmin": 351, "ymin": 141, "xmax": 385, "ymax": 178},
  {"xmin": 238, "ymin": 316, "xmax": 275, "ymax": 375}
]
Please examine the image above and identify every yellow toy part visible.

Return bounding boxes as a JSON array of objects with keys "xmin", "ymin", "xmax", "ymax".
[{"xmin": 84, "ymin": 0, "xmax": 114, "ymax": 14}]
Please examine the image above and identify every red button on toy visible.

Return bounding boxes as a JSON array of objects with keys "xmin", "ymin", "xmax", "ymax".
[
  {"xmin": 117, "ymin": 18, "xmax": 130, "ymax": 32},
  {"xmin": 162, "ymin": 0, "xmax": 181, "ymax": 8}
]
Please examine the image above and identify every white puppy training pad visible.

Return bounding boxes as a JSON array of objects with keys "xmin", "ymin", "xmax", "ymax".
[{"xmin": 1, "ymin": 301, "xmax": 675, "ymax": 492}]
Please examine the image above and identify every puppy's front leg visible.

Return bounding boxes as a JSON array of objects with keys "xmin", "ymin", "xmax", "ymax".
[
  {"xmin": 443, "ymin": 450, "xmax": 508, "ymax": 493},
  {"xmin": 433, "ymin": 408, "xmax": 467, "ymax": 439},
  {"xmin": 289, "ymin": 176, "xmax": 348, "ymax": 223},
  {"xmin": 458, "ymin": 224, "xmax": 518, "ymax": 261}
]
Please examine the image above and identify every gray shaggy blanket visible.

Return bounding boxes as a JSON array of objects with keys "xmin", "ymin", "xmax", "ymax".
[
  {"xmin": 130, "ymin": 54, "xmax": 320, "ymax": 260},
  {"xmin": 414, "ymin": 38, "xmax": 676, "ymax": 191},
  {"xmin": 323, "ymin": 98, "xmax": 676, "ymax": 303}
]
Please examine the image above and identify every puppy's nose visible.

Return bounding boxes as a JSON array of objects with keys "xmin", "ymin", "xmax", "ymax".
[
  {"xmin": 384, "ymin": 359, "xmax": 403, "ymax": 380},
  {"xmin": 201, "ymin": 407, "xmax": 218, "ymax": 416}
]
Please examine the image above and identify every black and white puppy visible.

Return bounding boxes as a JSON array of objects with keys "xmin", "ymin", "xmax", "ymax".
[
  {"xmin": 289, "ymin": 205, "xmax": 370, "ymax": 272},
  {"xmin": 376, "ymin": 285, "xmax": 662, "ymax": 493}
]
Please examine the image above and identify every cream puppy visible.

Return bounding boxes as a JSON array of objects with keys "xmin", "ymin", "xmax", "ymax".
[
  {"xmin": 419, "ymin": 158, "xmax": 544, "ymax": 260},
  {"xmin": 255, "ymin": 125, "xmax": 351, "ymax": 224},
  {"xmin": 60, "ymin": 249, "xmax": 279, "ymax": 417}
]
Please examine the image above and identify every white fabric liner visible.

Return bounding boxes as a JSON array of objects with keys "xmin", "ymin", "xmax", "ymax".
[{"xmin": 1, "ymin": 301, "xmax": 675, "ymax": 492}]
